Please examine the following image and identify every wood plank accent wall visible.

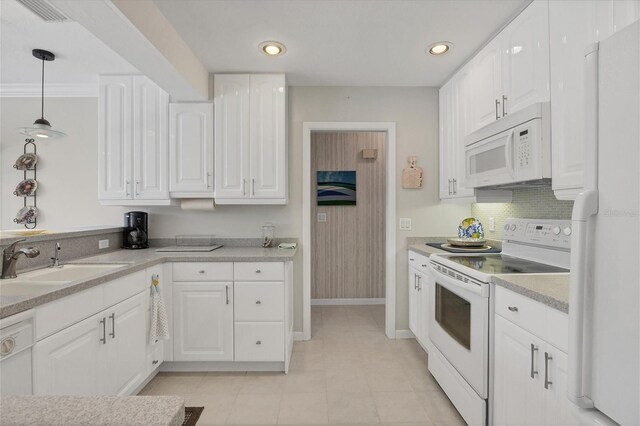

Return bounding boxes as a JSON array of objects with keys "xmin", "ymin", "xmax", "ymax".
[{"xmin": 311, "ymin": 131, "xmax": 386, "ymax": 299}]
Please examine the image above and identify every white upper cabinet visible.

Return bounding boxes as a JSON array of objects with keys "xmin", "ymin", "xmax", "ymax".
[
  {"xmin": 550, "ymin": 0, "xmax": 639, "ymax": 199},
  {"xmin": 99, "ymin": 76, "xmax": 170, "ymax": 205},
  {"xmin": 467, "ymin": 0, "xmax": 550, "ymax": 135},
  {"xmin": 169, "ymin": 103, "xmax": 214, "ymax": 197},
  {"xmin": 214, "ymin": 74, "xmax": 288, "ymax": 204},
  {"xmin": 500, "ymin": 0, "xmax": 550, "ymax": 115}
]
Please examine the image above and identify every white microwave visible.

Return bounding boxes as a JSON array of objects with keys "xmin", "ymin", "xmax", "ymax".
[{"xmin": 464, "ymin": 103, "xmax": 551, "ymax": 189}]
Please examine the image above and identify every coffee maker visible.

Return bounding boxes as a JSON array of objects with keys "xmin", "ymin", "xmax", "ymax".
[{"xmin": 123, "ymin": 211, "xmax": 149, "ymax": 249}]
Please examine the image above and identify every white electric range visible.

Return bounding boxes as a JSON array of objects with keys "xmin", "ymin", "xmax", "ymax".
[{"xmin": 426, "ymin": 218, "xmax": 571, "ymax": 425}]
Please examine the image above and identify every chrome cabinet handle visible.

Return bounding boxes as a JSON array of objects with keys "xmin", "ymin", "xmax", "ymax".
[
  {"xmin": 256, "ymin": 269, "xmax": 262, "ymax": 274},
  {"xmin": 448, "ymin": 179, "xmax": 452, "ymax": 195},
  {"xmin": 251, "ymin": 178, "xmax": 256, "ymax": 195},
  {"xmin": 414, "ymin": 274, "xmax": 418, "ymax": 290},
  {"xmin": 199, "ymin": 270, "xmax": 205, "ymax": 274},
  {"xmin": 495, "ymin": 99, "xmax": 501, "ymax": 120},
  {"xmin": 207, "ymin": 172, "xmax": 212, "ymax": 189},
  {"xmin": 225, "ymin": 285, "xmax": 229, "ymax": 305},
  {"xmin": 502, "ymin": 95, "xmax": 508, "ymax": 116},
  {"xmin": 152, "ymin": 360, "xmax": 159, "ymax": 365},
  {"xmin": 256, "ymin": 300, "xmax": 262, "ymax": 305},
  {"xmin": 243, "ymin": 179, "xmax": 247, "ymax": 196},
  {"xmin": 409, "ymin": 258, "xmax": 415, "ymax": 261},
  {"xmin": 544, "ymin": 352, "xmax": 553, "ymax": 389},
  {"xmin": 417, "ymin": 275, "xmax": 421, "ymax": 291},
  {"xmin": 100, "ymin": 318, "xmax": 106, "ymax": 344},
  {"xmin": 135, "ymin": 180, "xmax": 140, "ymax": 196},
  {"xmin": 452, "ymin": 179, "xmax": 457, "ymax": 195},
  {"xmin": 530, "ymin": 344, "xmax": 538, "ymax": 378},
  {"xmin": 508, "ymin": 306, "xmax": 518, "ymax": 312},
  {"xmin": 109, "ymin": 313, "xmax": 115, "ymax": 339},
  {"xmin": 125, "ymin": 180, "xmax": 131, "ymax": 197},
  {"xmin": 256, "ymin": 340, "xmax": 262, "ymax": 345}
]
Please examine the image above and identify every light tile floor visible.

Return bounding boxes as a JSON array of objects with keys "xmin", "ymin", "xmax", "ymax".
[{"xmin": 139, "ymin": 305, "xmax": 465, "ymax": 425}]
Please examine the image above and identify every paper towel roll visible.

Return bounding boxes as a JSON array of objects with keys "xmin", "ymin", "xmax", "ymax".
[{"xmin": 180, "ymin": 199, "xmax": 216, "ymax": 211}]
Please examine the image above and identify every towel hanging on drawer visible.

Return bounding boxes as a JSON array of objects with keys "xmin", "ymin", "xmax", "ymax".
[{"xmin": 150, "ymin": 274, "xmax": 170, "ymax": 343}]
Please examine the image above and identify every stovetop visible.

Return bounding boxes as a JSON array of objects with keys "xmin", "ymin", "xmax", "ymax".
[{"xmin": 437, "ymin": 254, "xmax": 568, "ymax": 275}]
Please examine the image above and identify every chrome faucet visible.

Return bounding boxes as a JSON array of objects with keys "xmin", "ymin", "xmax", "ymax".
[
  {"xmin": 50, "ymin": 242, "xmax": 62, "ymax": 268},
  {"xmin": 1, "ymin": 239, "xmax": 40, "ymax": 279}
]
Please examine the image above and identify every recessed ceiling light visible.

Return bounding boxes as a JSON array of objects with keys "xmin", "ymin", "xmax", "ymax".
[
  {"xmin": 259, "ymin": 41, "xmax": 286, "ymax": 57},
  {"xmin": 428, "ymin": 42, "xmax": 453, "ymax": 56}
]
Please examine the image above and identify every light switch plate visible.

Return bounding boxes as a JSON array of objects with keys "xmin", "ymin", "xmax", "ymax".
[
  {"xmin": 399, "ymin": 218, "xmax": 412, "ymax": 231},
  {"xmin": 488, "ymin": 217, "xmax": 495, "ymax": 232},
  {"xmin": 98, "ymin": 239, "xmax": 110, "ymax": 249},
  {"xmin": 317, "ymin": 213, "xmax": 327, "ymax": 223}
]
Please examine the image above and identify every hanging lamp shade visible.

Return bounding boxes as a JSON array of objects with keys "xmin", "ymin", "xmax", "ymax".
[{"xmin": 18, "ymin": 49, "xmax": 66, "ymax": 139}]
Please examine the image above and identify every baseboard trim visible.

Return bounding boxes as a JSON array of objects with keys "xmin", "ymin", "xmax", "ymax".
[
  {"xmin": 160, "ymin": 361, "xmax": 284, "ymax": 372},
  {"xmin": 293, "ymin": 332, "xmax": 306, "ymax": 341},
  {"xmin": 395, "ymin": 329, "xmax": 416, "ymax": 339},
  {"xmin": 311, "ymin": 298, "xmax": 385, "ymax": 306}
]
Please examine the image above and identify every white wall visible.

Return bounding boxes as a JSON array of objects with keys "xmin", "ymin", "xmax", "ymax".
[{"xmin": 0, "ymin": 87, "xmax": 470, "ymax": 331}]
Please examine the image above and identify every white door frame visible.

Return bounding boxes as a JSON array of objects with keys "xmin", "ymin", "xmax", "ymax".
[{"xmin": 302, "ymin": 122, "xmax": 397, "ymax": 340}]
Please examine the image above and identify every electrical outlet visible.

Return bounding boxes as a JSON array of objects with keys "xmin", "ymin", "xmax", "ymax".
[
  {"xmin": 317, "ymin": 213, "xmax": 327, "ymax": 222},
  {"xmin": 399, "ymin": 218, "xmax": 412, "ymax": 231},
  {"xmin": 489, "ymin": 217, "xmax": 495, "ymax": 232},
  {"xmin": 98, "ymin": 239, "xmax": 110, "ymax": 249}
]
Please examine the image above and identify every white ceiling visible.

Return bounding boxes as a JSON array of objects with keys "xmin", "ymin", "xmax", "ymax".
[
  {"xmin": 0, "ymin": 0, "xmax": 138, "ymax": 86},
  {"xmin": 153, "ymin": 0, "xmax": 528, "ymax": 86}
]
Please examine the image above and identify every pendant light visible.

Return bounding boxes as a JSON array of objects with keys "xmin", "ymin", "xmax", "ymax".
[{"xmin": 18, "ymin": 49, "xmax": 66, "ymax": 139}]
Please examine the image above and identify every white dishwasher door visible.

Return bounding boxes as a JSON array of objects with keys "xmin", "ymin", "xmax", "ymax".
[{"xmin": 0, "ymin": 311, "xmax": 35, "ymax": 395}]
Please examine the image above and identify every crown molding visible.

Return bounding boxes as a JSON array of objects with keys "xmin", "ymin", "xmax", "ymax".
[{"xmin": 0, "ymin": 83, "xmax": 98, "ymax": 98}]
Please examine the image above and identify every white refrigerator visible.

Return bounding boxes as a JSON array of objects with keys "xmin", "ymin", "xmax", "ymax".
[{"xmin": 568, "ymin": 21, "xmax": 640, "ymax": 425}]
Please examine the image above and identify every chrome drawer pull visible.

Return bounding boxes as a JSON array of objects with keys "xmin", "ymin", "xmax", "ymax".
[
  {"xmin": 109, "ymin": 313, "xmax": 115, "ymax": 339},
  {"xmin": 530, "ymin": 344, "xmax": 538, "ymax": 378},
  {"xmin": 256, "ymin": 340, "xmax": 262, "ymax": 345},
  {"xmin": 225, "ymin": 285, "xmax": 229, "ymax": 305},
  {"xmin": 99, "ymin": 318, "xmax": 106, "ymax": 344},
  {"xmin": 508, "ymin": 306, "xmax": 518, "ymax": 312},
  {"xmin": 544, "ymin": 352, "xmax": 553, "ymax": 389}
]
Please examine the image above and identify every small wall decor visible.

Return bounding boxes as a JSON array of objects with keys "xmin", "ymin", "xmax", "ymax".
[
  {"xmin": 13, "ymin": 139, "xmax": 39, "ymax": 228},
  {"xmin": 402, "ymin": 156, "xmax": 423, "ymax": 189},
  {"xmin": 317, "ymin": 171, "xmax": 356, "ymax": 206}
]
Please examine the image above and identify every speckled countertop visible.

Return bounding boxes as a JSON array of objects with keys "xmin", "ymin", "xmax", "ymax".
[
  {"xmin": 0, "ymin": 395, "xmax": 184, "ymax": 426},
  {"xmin": 492, "ymin": 273, "xmax": 570, "ymax": 313},
  {"xmin": 0, "ymin": 246, "xmax": 297, "ymax": 319}
]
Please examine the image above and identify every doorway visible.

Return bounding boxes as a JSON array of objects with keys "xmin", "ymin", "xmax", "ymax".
[{"xmin": 302, "ymin": 122, "xmax": 397, "ymax": 340}]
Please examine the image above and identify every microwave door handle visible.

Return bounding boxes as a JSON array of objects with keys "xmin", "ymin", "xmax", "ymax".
[{"xmin": 504, "ymin": 129, "xmax": 516, "ymax": 177}]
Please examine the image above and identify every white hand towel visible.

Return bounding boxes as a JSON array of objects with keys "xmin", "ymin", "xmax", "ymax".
[{"xmin": 150, "ymin": 275, "xmax": 170, "ymax": 344}]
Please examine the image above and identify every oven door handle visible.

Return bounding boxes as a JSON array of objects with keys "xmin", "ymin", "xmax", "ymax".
[{"xmin": 429, "ymin": 263, "xmax": 488, "ymax": 297}]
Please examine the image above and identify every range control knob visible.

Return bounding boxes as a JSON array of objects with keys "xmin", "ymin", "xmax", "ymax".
[
  {"xmin": 510, "ymin": 224, "xmax": 517, "ymax": 231},
  {"xmin": 504, "ymin": 224, "xmax": 511, "ymax": 231},
  {"xmin": 552, "ymin": 226, "xmax": 561, "ymax": 235},
  {"xmin": 563, "ymin": 227, "xmax": 572, "ymax": 236}
]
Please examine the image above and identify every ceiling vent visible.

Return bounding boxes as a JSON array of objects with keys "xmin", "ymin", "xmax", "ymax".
[{"xmin": 15, "ymin": 0, "xmax": 70, "ymax": 22}]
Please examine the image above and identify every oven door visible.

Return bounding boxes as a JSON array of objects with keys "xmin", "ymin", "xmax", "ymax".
[
  {"xmin": 428, "ymin": 263, "xmax": 489, "ymax": 397},
  {"xmin": 465, "ymin": 128, "xmax": 516, "ymax": 188}
]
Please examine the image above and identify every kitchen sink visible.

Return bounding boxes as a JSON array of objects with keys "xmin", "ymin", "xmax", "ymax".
[
  {"xmin": 0, "ymin": 281, "xmax": 67, "ymax": 297},
  {"xmin": 17, "ymin": 264, "xmax": 130, "ymax": 282}
]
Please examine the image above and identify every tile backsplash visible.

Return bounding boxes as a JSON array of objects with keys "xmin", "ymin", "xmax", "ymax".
[{"xmin": 472, "ymin": 187, "xmax": 574, "ymax": 239}]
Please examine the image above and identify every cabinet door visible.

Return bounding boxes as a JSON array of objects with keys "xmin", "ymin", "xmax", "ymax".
[
  {"xmin": 99, "ymin": 76, "xmax": 133, "ymax": 200},
  {"xmin": 106, "ymin": 292, "xmax": 146, "ymax": 396},
  {"xmin": 249, "ymin": 74, "xmax": 287, "ymax": 201},
  {"xmin": 214, "ymin": 74, "xmax": 251, "ymax": 199},
  {"xmin": 493, "ymin": 315, "xmax": 545, "ymax": 426},
  {"xmin": 169, "ymin": 103, "xmax": 214, "ymax": 195},
  {"xmin": 613, "ymin": 0, "xmax": 640, "ymax": 33},
  {"xmin": 451, "ymin": 68, "xmax": 475, "ymax": 198},
  {"xmin": 549, "ymin": 1, "xmax": 614, "ymax": 197},
  {"xmin": 33, "ymin": 311, "xmax": 106, "ymax": 395},
  {"xmin": 438, "ymin": 81, "xmax": 454, "ymax": 199},
  {"xmin": 469, "ymin": 38, "xmax": 502, "ymax": 133},
  {"xmin": 501, "ymin": 0, "xmax": 550, "ymax": 115},
  {"xmin": 173, "ymin": 282, "xmax": 233, "ymax": 361},
  {"xmin": 133, "ymin": 76, "xmax": 169, "ymax": 201},
  {"xmin": 408, "ymin": 267, "xmax": 420, "ymax": 337}
]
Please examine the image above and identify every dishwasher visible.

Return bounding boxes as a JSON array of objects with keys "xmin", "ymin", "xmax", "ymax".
[{"xmin": 0, "ymin": 309, "xmax": 35, "ymax": 395}]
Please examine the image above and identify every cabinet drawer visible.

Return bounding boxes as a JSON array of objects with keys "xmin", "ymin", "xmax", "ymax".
[
  {"xmin": 495, "ymin": 286, "xmax": 546, "ymax": 338},
  {"xmin": 408, "ymin": 251, "xmax": 430, "ymax": 273},
  {"xmin": 173, "ymin": 262, "xmax": 233, "ymax": 282},
  {"xmin": 234, "ymin": 282, "xmax": 284, "ymax": 321},
  {"xmin": 234, "ymin": 322, "xmax": 284, "ymax": 362},
  {"xmin": 103, "ymin": 271, "xmax": 146, "ymax": 307},
  {"xmin": 234, "ymin": 262, "xmax": 284, "ymax": 281}
]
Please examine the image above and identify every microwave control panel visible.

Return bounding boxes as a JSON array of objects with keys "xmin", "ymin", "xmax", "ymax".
[{"xmin": 517, "ymin": 129, "xmax": 532, "ymax": 167}]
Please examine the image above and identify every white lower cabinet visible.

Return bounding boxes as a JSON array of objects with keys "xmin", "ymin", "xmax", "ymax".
[
  {"xmin": 234, "ymin": 322, "xmax": 284, "ymax": 362},
  {"xmin": 34, "ymin": 291, "xmax": 146, "ymax": 396},
  {"xmin": 493, "ymin": 287, "xmax": 614, "ymax": 426},
  {"xmin": 172, "ymin": 282, "xmax": 233, "ymax": 361},
  {"xmin": 408, "ymin": 252, "xmax": 431, "ymax": 350}
]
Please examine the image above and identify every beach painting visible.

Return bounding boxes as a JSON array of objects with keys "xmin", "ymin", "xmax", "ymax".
[{"xmin": 317, "ymin": 171, "xmax": 357, "ymax": 206}]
